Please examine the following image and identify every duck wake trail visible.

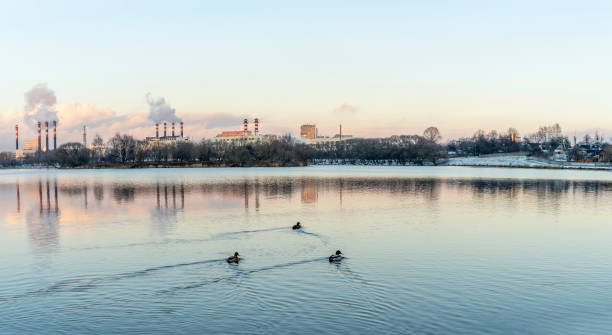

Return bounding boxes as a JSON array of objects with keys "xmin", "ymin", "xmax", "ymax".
[
  {"xmin": 68, "ymin": 226, "xmax": 324, "ymax": 252},
  {"xmin": 0, "ymin": 258, "xmax": 226, "ymax": 302},
  {"xmin": 158, "ymin": 257, "xmax": 330, "ymax": 294}
]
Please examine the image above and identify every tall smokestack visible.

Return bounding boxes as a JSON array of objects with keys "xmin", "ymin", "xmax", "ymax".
[
  {"xmin": 243, "ymin": 118, "xmax": 248, "ymax": 136},
  {"xmin": 155, "ymin": 123, "xmax": 159, "ymax": 138},
  {"xmin": 172, "ymin": 121, "xmax": 175, "ymax": 137},
  {"xmin": 83, "ymin": 125, "xmax": 87, "ymax": 147},
  {"xmin": 15, "ymin": 124, "xmax": 18, "ymax": 150},
  {"xmin": 339, "ymin": 124, "xmax": 342, "ymax": 140},
  {"xmin": 37, "ymin": 121, "xmax": 41, "ymax": 152},
  {"xmin": 164, "ymin": 122, "xmax": 167, "ymax": 137},
  {"xmin": 254, "ymin": 118, "xmax": 259, "ymax": 136},
  {"xmin": 45, "ymin": 121, "xmax": 49, "ymax": 152},
  {"xmin": 53, "ymin": 121, "xmax": 57, "ymax": 150},
  {"xmin": 180, "ymin": 122, "xmax": 184, "ymax": 137}
]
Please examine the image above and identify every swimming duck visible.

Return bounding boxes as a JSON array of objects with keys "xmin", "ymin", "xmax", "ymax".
[
  {"xmin": 328, "ymin": 250, "xmax": 343, "ymax": 262},
  {"xmin": 292, "ymin": 222, "xmax": 302, "ymax": 230},
  {"xmin": 227, "ymin": 252, "xmax": 240, "ymax": 263}
]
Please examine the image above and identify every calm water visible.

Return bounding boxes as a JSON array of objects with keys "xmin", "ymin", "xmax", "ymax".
[{"xmin": 1, "ymin": 166, "xmax": 612, "ymax": 334}]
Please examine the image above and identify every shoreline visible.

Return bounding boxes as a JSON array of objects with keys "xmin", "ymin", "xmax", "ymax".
[{"xmin": 2, "ymin": 160, "xmax": 611, "ymax": 171}]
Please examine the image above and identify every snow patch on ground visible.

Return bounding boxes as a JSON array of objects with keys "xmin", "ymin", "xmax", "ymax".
[{"xmin": 446, "ymin": 155, "xmax": 612, "ymax": 170}]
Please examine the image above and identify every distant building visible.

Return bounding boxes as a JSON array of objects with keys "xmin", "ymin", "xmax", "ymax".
[
  {"xmin": 214, "ymin": 118, "xmax": 269, "ymax": 144},
  {"xmin": 552, "ymin": 145, "xmax": 568, "ymax": 161},
  {"xmin": 23, "ymin": 138, "xmax": 45, "ymax": 155},
  {"xmin": 300, "ymin": 124, "xmax": 317, "ymax": 140},
  {"xmin": 308, "ymin": 134, "xmax": 354, "ymax": 145},
  {"xmin": 214, "ymin": 131, "xmax": 272, "ymax": 144},
  {"xmin": 510, "ymin": 132, "xmax": 522, "ymax": 143},
  {"xmin": 145, "ymin": 136, "xmax": 189, "ymax": 144}
]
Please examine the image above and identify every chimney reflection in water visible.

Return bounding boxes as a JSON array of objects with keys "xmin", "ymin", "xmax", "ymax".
[
  {"xmin": 54, "ymin": 180, "xmax": 58, "ymax": 214},
  {"xmin": 180, "ymin": 184, "xmax": 184, "ymax": 209},
  {"xmin": 172, "ymin": 185, "xmax": 176, "ymax": 209},
  {"xmin": 46, "ymin": 180, "xmax": 50, "ymax": 214},
  {"xmin": 84, "ymin": 185, "xmax": 88, "ymax": 209},
  {"xmin": 156, "ymin": 183, "xmax": 160, "ymax": 209},
  {"xmin": 255, "ymin": 181, "xmax": 260, "ymax": 211},
  {"xmin": 38, "ymin": 180, "xmax": 43, "ymax": 214},
  {"xmin": 164, "ymin": 185, "xmax": 168, "ymax": 209},
  {"xmin": 16, "ymin": 182, "xmax": 20, "ymax": 213}
]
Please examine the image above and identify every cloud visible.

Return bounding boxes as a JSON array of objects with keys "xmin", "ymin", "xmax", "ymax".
[
  {"xmin": 23, "ymin": 83, "xmax": 59, "ymax": 129},
  {"xmin": 146, "ymin": 93, "xmax": 181, "ymax": 123},
  {"xmin": 333, "ymin": 103, "xmax": 358, "ymax": 114}
]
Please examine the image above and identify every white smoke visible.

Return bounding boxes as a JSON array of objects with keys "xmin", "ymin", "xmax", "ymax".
[
  {"xmin": 146, "ymin": 93, "xmax": 182, "ymax": 123},
  {"xmin": 23, "ymin": 83, "xmax": 59, "ymax": 129}
]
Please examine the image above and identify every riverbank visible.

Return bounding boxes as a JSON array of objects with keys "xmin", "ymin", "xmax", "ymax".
[
  {"xmin": 443, "ymin": 155, "xmax": 612, "ymax": 171},
  {"xmin": 3, "ymin": 155, "xmax": 611, "ymax": 171}
]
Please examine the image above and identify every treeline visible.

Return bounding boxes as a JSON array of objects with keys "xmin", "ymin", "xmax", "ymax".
[
  {"xmin": 446, "ymin": 124, "xmax": 570, "ymax": 157},
  {"xmin": 310, "ymin": 127, "xmax": 444, "ymax": 165},
  {"xmin": 3, "ymin": 127, "xmax": 446, "ymax": 168},
  {"xmin": 21, "ymin": 134, "xmax": 312, "ymax": 168}
]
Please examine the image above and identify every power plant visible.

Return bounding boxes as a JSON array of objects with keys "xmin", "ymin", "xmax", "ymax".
[
  {"xmin": 15, "ymin": 120, "xmax": 58, "ymax": 159},
  {"xmin": 146, "ymin": 120, "xmax": 188, "ymax": 143}
]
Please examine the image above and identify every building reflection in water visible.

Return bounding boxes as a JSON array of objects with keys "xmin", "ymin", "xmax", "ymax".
[
  {"xmin": 10, "ymin": 176, "xmax": 612, "ymax": 253},
  {"xmin": 301, "ymin": 179, "xmax": 317, "ymax": 203},
  {"xmin": 21, "ymin": 179, "xmax": 61, "ymax": 254}
]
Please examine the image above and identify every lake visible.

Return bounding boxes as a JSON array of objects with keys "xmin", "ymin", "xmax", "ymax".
[{"xmin": 1, "ymin": 166, "xmax": 612, "ymax": 334}]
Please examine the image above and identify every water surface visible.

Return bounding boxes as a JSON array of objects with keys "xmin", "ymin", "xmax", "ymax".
[{"xmin": 1, "ymin": 166, "xmax": 612, "ymax": 334}]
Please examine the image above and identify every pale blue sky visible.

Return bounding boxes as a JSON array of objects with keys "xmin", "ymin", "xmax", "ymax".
[{"xmin": 1, "ymin": 1, "xmax": 611, "ymax": 148}]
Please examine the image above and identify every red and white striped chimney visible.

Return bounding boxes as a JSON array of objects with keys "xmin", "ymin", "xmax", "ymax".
[
  {"xmin": 37, "ymin": 122, "xmax": 41, "ymax": 152},
  {"xmin": 163, "ymin": 122, "xmax": 167, "ymax": 137},
  {"xmin": 155, "ymin": 123, "xmax": 159, "ymax": 138},
  {"xmin": 15, "ymin": 124, "xmax": 18, "ymax": 150},
  {"xmin": 45, "ymin": 121, "xmax": 49, "ymax": 152},
  {"xmin": 180, "ymin": 122, "xmax": 184, "ymax": 137},
  {"xmin": 254, "ymin": 118, "xmax": 259, "ymax": 136},
  {"xmin": 243, "ymin": 118, "xmax": 248, "ymax": 136},
  {"xmin": 53, "ymin": 121, "xmax": 57, "ymax": 150},
  {"xmin": 172, "ymin": 122, "xmax": 175, "ymax": 137}
]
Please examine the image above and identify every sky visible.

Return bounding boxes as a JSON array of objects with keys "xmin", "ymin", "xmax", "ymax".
[{"xmin": 0, "ymin": 0, "xmax": 611, "ymax": 150}]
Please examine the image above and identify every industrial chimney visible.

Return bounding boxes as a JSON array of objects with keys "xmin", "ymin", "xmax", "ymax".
[
  {"xmin": 243, "ymin": 118, "xmax": 248, "ymax": 136},
  {"xmin": 155, "ymin": 123, "xmax": 159, "ymax": 138},
  {"xmin": 180, "ymin": 122, "xmax": 184, "ymax": 137},
  {"xmin": 172, "ymin": 122, "xmax": 175, "ymax": 137},
  {"xmin": 37, "ymin": 122, "xmax": 41, "ymax": 152},
  {"xmin": 15, "ymin": 124, "xmax": 18, "ymax": 150},
  {"xmin": 53, "ymin": 121, "xmax": 57, "ymax": 150},
  {"xmin": 254, "ymin": 118, "xmax": 259, "ymax": 136},
  {"xmin": 45, "ymin": 121, "xmax": 49, "ymax": 152},
  {"xmin": 164, "ymin": 122, "xmax": 167, "ymax": 137}
]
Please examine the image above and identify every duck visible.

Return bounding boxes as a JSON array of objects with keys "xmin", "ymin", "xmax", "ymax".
[
  {"xmin": 328, "ymin": 250, "xmax": 343, "ymax": 262},
  {"xmin": 226, "ymin": 252, "xmax": 240, "ymax": 263},
  {"xmin": 292, "ymin": 222, "xmax": 302, "ymax": 230}
]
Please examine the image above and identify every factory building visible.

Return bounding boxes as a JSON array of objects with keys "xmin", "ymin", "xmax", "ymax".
[
  {"xmin": 214, "ymin": 118, "xmax": 269, "ymax": 144},
  {"xmin": 300, "ymin": 124, "xmax": 317, "ymax": 140},
  {"xmin": 145, "ymin": 121, "xmax": 189, "ymax": 143},
  {"xmin": 300, "ymin": 124, "xmax": 354, "ymax": 144}
]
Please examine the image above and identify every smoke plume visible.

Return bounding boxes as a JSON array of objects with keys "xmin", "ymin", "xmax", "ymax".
[
  {"xmin": 146, "ymin": 93, "xmax": 181, "ymax": 123},
  {"xmin": 23, "ymin": 83, "xmax": 59, "ymax": 128}
]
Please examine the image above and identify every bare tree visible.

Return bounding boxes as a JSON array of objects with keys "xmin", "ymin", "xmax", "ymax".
[
  {"xmin": 107, "ymin": 133, "xmax": 136, "ymax": 163},
  {"xmin": 423, "ymin": 127, "xmax": 441, "ymax": 143}
]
